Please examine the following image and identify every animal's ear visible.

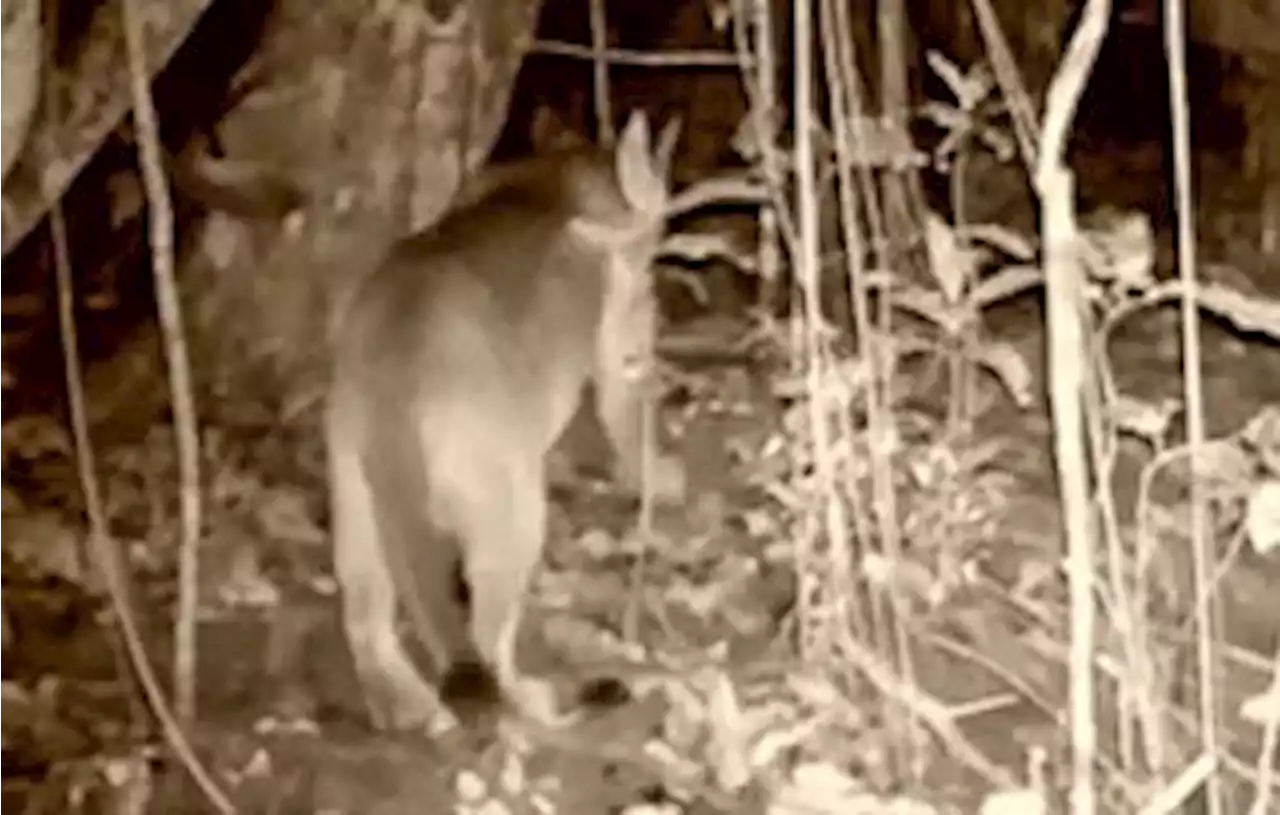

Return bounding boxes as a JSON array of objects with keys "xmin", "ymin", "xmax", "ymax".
[
  {"xmin": 614, "ymin": 110, "xmax": 668, "ymax": 217},
  {"xmin": 653, "ymin": 116, "xmax": 682, "ymax": 180},
  {"xmin": 616, "ymin": 109, "xmax": 653, "ymax": 165}
]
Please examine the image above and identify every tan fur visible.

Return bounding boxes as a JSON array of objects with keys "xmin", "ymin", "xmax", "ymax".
[{"xmin": 326, "ymin": 111, "xmax": 683, "ymax": 731}]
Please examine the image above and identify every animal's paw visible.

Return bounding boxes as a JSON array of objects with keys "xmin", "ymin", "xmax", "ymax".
[
  {"xmin": 440, "ymin": 660, "xmax": 503, "ymax": 726},
  {"xmin": 441, "ymin": 660, "xmax": 501, "ymax": 703},
  {"xmin": 363, "ymin": 669, "xmax": 458, "ymax": 735}
]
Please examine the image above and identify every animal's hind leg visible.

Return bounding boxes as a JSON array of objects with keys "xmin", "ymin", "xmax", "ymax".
[
  {"xmin": 446, "ymin": 459, "xmax": 568, "ymax": 725},
  {"xmin": 328, "ymin": 423, "xmax": 454, "ymax": 733},
  {"xmin": 361, "ymin": 419, "xmax": 492, "ymax": 707}
]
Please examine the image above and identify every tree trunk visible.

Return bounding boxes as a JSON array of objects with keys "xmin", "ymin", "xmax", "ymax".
[
  {"xmin": 1, "ymin": 0, "xmax": 42, "ymax": 183},
  {"xmin": 183, "ymin": 0, "xmax": 543, "ymax": 417}
]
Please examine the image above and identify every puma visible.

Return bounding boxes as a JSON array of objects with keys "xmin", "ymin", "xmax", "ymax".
[{"xmin": 325, "ymin": 110, "xmax": 685, "ymax": 732}]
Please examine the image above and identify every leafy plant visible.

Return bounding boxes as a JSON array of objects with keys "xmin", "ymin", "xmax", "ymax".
[{"xmin": 873, "ymin": 210, "xmax": 1041, "ymax": 425}]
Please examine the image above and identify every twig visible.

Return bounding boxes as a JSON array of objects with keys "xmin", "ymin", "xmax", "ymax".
[
  {"xmin": 119, "ymin": 0, "xmax": 204, "ymax": 724},
  {"xmin": 529, "ymin": 39, "xmax": 742, "ymax": 68},
  {"xmin": 1035, "ymin": 0, "xmax": 1109, "ymax": 195},
  {"xmin": 821, "ymin": 0, "xmax": 894, "ymax": 686},
  {"xmin": 1035, "ymin": 2, "xmax": 1111, "ymax": 814},
  {"xmin": 1162, "ymin": 2, "xmax": 1223, "ymax": 813},
  {"xmin": 968, "ymin": 0, "xmax": 1039, "ymax": 172},
  {"xmin": 728, "ymin": 0, "xmax": 794, "ymax": 251},
  {"xmin": 36, "ymin": 4, "xmax": 229, "ymax": 810},
  {"xmin": 49, "ymin": 134, "xmax": 237, "ymax": 815},
  {"xmin": 1249, "ymin": 648, "xmax": 1279, "ymax": 814},
  {"xmin": 587, "ymin": 0, "xmax": 613, "ymax": 144},
  {"xmin": 1137, "ymin": 753, "xmax": 1219, "ymax": 815},
  {"xmin": 792, "ymin": 0, "xmax": 831, "ymax": 665},
  {"xmin": 838, "ymin": 638, "xmax": 1017, "ymax": 789}
]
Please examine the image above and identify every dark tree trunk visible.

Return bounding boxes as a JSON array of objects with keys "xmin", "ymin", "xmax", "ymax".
[{"xmin": 181, "ymin": 0, "xmax": 544, "ymax": 415}]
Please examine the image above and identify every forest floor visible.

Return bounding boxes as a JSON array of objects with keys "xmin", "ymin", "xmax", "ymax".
[{"xmin": 3, "ymin": 140, "xmax": 1279, "ymax": 814}]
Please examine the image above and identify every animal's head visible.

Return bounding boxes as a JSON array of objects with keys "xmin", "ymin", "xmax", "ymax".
[
  {"xmin": 563, "ymin": 110, "xmax": 681, "ymax": 278},
  {"xmin": 562, "ymin": 111, "xmax": 679, "ymax": 385}
]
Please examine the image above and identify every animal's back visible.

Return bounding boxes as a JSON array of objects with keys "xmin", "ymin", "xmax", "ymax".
[{"xmin": 333, "ymin": 149, "xmax": 628, "ymax": 423}]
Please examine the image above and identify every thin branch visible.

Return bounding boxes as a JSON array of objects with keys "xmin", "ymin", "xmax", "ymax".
[
  {"xmin": 35, "ymin": 0, "xmax": 146, "ymax": 734},
  {"xmin": 1164, "ymin": 0, "xmax": 1222, "ymax": 812},
  {"xmin": 588, "ymin": 0, "xmax": 613, "ymax": 143},
  {"xmin": 969, "ymin": 0, "xmax": 1039, "ymax": 171},
  {"xmin": 49, "ymin": 152, "xmax": 237, "ymax": 815},
  {"xmin": 1035, "ymin": 3, "xmax": 1111, "ymax": 814},
  {"xmin": 1036, "ymin": 0, "xmax": 1109, "ymax": 194},
  {"xmin": 529, "ymin": 39, "xmax": 742, "ymax": 68},
  {"xmin": 120, "ymin": 0, "xmax": 204, "ymax": 723},
  {"xmin": 34, "ymin": 3, "xmax": 229, "ymax": 809}
]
